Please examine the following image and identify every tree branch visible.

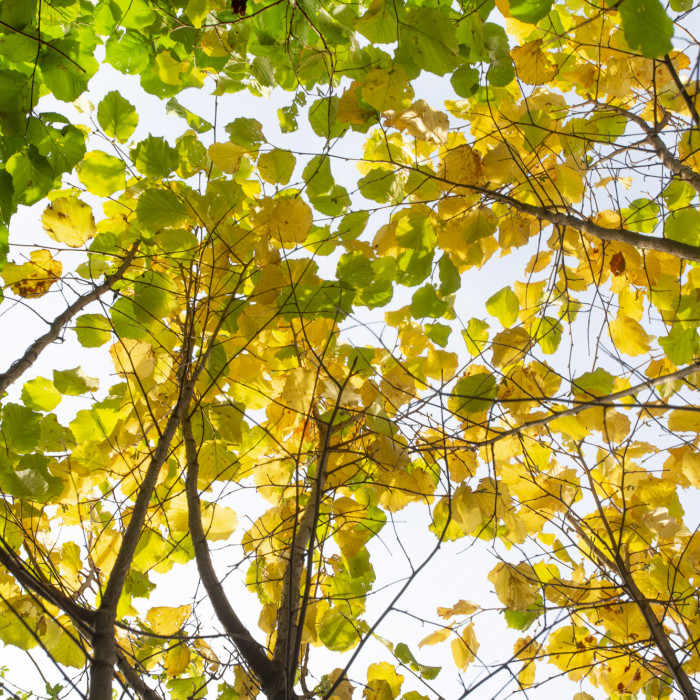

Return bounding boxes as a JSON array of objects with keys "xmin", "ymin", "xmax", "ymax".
[
  {"xmin": 591, "ymin": 99, "xmax": 700, "ymax": 194},
  {"xmin": 182, "ymin": 410, "xmax": 281, "ymax": 697},
  {"xmin": 465, "ymin": 358, "xmax": 700, "ymax": 450},
  {"xmin": 0, "ymin": 244, "xmax": 138, "ymax": 395}
]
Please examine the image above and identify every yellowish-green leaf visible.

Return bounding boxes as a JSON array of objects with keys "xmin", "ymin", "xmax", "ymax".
[{"xmin": 42, "ymin": 197, "xmax": 95, "ymax": 248}]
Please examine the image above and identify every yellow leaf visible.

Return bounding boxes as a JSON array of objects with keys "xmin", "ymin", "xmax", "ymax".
[
  {"xmin": 383, "ymin": 99, "xmax": 449, "ymax": 145},
  {"xmin": 366, "ymin": 662, "xmax": 403, "ymax": 698},
  {"xmin": 328, "ymin": 668, "xmax": 354, "ymax": 700},
  {"xmin": 201, "ymin": 501, "xmax": 238, "ymax": 541},
  {"xmin": 439, "ymin": 144, "xmax": 486, "ymax": 191},
  {"xmin": 452, "ymin": 485, "xmax": 482, "ymax": 534},
  {"xmin": 2, "ymin": 250, "xmax": 62, "ymax": 298},
  {"xmin": 491, "ymin": 327, "xmax": 533, "ymax": 368},
  {"xmin": 208, "ymin": 142, "xmax": 246, "ymax": 173},
  {"xmin": 361, "ymin": 65, "xmax": 414, "ymax": 112},
  {"xmin": 511, "ymin": 40, "xmax": 558, "ymax": 85},
  {"xmin": 109, "ymin": 339, "xmax": 156, "ymax": 379},
  {"xmin": 146, "ymin": 605, "xmax": 192, "ymax": 636},
  {"xmin": 251, "ymin": 197, "xmax": 313, "ymax": 247},
  {"xmin": 163, "ymin": 643, "xmax": 190, "ymax": 677},
  {"xmin": 418, "ymin": 627, "xmax": 451, "ymax": 647},
  {"xmin": 436, "ymin": 599, "xmax": 480, "ymax": 619},
  {"xmin": 280, "ymin": 367, "xmax": 316, "ymax": 412},
  {"xmin": 338, "ymin": 82, "xmax": 375, "ymax": 125},
  {"xmin": 193, "ymin": 638, "xmax": 219, "ymax": 672},
  {"xmin": 668, "ymin": 409, "xmax": 700, "ymax": 433},
  {"xmin": 488, "ymin": 562, "xmax": 538, "ymax": 610},
  {"xmin": 608, "ymin": 313, "xmax": 653, "ymax": 356},
  {"xmin": 450, "ymin": 623, "xmax": 479, "ymax": 670},
  {"xmin": 42, "ymin": 196, "xmax": 96, "ymax": 248}
]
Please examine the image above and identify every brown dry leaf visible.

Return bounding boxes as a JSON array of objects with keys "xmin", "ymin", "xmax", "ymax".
[{"xmin": 512, "ymin": 40, "xmax": 558, "ymax": 85}]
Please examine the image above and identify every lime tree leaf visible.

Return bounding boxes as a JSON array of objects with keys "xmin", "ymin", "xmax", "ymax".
[
  {"xmin": 508, "ymin": 0, "xmax": 553, "ymax": 24},
  {"xmin": 397, "ymin": 8, "xmax": 460, "ymax": 75},
  {"xmin": 136, "ymin": 188, "xmax": 188, "ymax": 231},
  {"xmin": 1, "ymin": 404, "xmax": 41, "ymax": 453},
  {"xmin": 97, "ymin": 91, "xmax": 139, "ymax": 142},
  {"xmin": 659, "ymin": 325, "xmax": 699, "ymax": 366},
  {"xmin": 318, "ymin": 609, "xmax": 360, "ymax": 652},
  {"xmin": 21, "ymin": 377, "xmax": 61, "ymax": 412},
  {"xmin": 449, "ymin": 371, "xmax": 498, "ymax": 417},
  {"xmin": 225, "ymin": 117, "xmax": 266, "ymax": 147},
  {"xmin": 410, "ymin": 285, "xmax": 448, "ymax": 319},
  {"xmin": 309, "ymin": 97, "xmax": 346, "ymax": 139},
  {"xmin": 74, "ymin": 314, "xmax": 112, "ymax": 347},
  {"xmin": 258, "ymin": 149, "xmax": 296, "ymax": 185},
  {"xmin": 665, "ymin": 208, "xmax": 700, "ymax": 246},
  {"xmin": 462, "ymin": 319, "xmax": 489, "ymax": 356},
  {"xmin": 486, "ymin": 287, "xmax": 519, "ymax": 328},
  {"xmin": 76, "ymin": 151, "xmax": 126, "ymax": 197},
  {"xmin": 166, "ymin": 97, "xmax": 212, "ymax": 133},
  {"xmin": 131, "ymin": 136, "xmax": 177, "ymax": 179},
  {"xmin": 572, "ymin": 368, "xmax": 614, "ymax": 398},
  {"xmin": 619, "ymin": 0, "xmax": 673, "ymax": 58},
  {"xmin": 394, "ymin": 643, "xmax": 441, "ymax": 680},
  {"xmin": 42, "ymin": 196, "xmax": 95, "ymax": 248},
  {"xmin": 53, "ymin": 368, "xmax": 99, "ymax": 395}
]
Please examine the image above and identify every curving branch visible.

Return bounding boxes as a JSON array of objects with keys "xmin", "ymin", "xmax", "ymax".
[
  {"xmin": 181, "ymin": 410, "xmax": 282, "ymax": 697},
  {"xmin": 0, "ymin": 244, "xmax": 138, "ymax": 395}
]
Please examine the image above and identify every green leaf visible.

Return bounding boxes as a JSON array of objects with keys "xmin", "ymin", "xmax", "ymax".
[
  {"xmin": 309, "ymin": 97, "xmax": 345, "ymax": 139},
  {"xmin": 619, "ymin": 0, "xmax": 673, "ymax": 58},
  {"xmin": 53, "ymin": 368, "xmax": 99, "ymax": 395},
  {"xmin": 131, "ymin": 136, "xmax": 177, "ymax": 179},
  {"xmin": 74, "ymin": 314, "xmax": 112, "ymax": 347},
  {"xmin": 224, "ymin": 117, "xmax": 267, "ymax": 148},
  {"xmin": 136, "ymin": 188, "xmax": 187, "ymax": 231},
  {"xmin": 659, "ymin": 325, "xmax": 699, "ymax": 366},
  {"xmin": 258, "ymin": 148, "xmax": 296, "ymax": 185},
  {"xmin": 355, "ymin": 0, "xmax": 400, "ymax": 43},
  {"xmin": 449, "ymin": 372, "xmax": 498, "ymax": 416},
  {"xmin": 451, "ymin": 65, "xmax": 480, "ymax": 98},
  {"xmin": 508, "ymin": 0, "xmax": 553, "ymax": 24},
  {"xmin": 337, "ymin": 251, "xmax": 375, "ymax": 289},
  {"xmin": 504, "ymin": 605, "xmax": 540, "ymax": 631},
  {"xmin": 572, "ymin": 368, "xmax": 614, "ymax": 398},
  {"xmin": 97, "ymin": 90, "xmax": 139, "ymax": 143},
  {"xmin": 337, "ymin": 211, "xmax": 369, "ymax": 241},
  {"xmin": 425, "ymin": 323, "xmax": 451, "ymax": 347},
  {"xmin": 665, "ymin": 208, "xmax": 700, "ymax": 246},
  {"xmin": 76, "ymin": 151, "xmax": 126, "ymax": 197},
  {"xmin": 1, "ymin": 404, "xmax": 41, "ymax": 453},
  {"xmin": 485, "ymin": 287, "xmax": 519, "ymax": 328},
  {"xmin": 394, "ymin": 643, "xmax": 441, "ymax": 680},
  {"xmin": 39, "ymin": 50, "xmax": 89, "ymax": 102},
  {"xmin": 318, "ymin": 608, "xmax": 360, "ymax": 652},
  {"xmin": 622, "ymin": 198, "xmax": 658, "ymax": 234},
  {"xmin": 535, "ymin": 316, "xmax": 562, "ymax": 355},
  {"xmin": 105, "ymin": 30, "xmax": 152, "ymax": 75},
  {"xmin": 410, "ymin": 285, "xmax": 448, "ymax": 319},
  {"xmin": 395, "ymin": 209, "xmax": 436, "ymax": 251},
  {"xmin": 0, "ymin": 453, "xmax": 63, "ymax": 503},
  {"xmin": 462, "ymin": 318, "xmax": 489, "ymax": 356},
  {"xmin": 438, "ymin": 255, "xmax": 461, "ymax": 295},
  {"xmin": 662, "ymin": 179, "xmax": 695, "ymax": 211},
  {"xmin": 21, "ymin": 377, "xmax": 61, "ymax": 412},
  {"xmin": 397, "ymin": 8, "xmax": 459, "ymax": 76},
  {"xmin": 166, "ymin": 97, "xmax": 212, "ymax": 133},
  {"xmin": 484, "ymin": 24, "xmax": 514, "ymax": 87}
]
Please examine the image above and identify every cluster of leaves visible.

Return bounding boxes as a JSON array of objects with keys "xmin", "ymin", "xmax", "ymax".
[{"xmin": 1, "ymin": 0, "xmax": 700, "ymax": 699}]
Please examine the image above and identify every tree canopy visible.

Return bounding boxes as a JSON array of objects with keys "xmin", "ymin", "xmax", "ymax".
[{"xmin": 1, "ymin": 0, "xmax": 700, "ymax": 699}]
